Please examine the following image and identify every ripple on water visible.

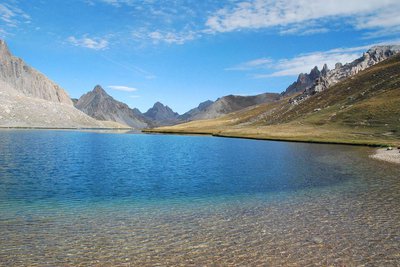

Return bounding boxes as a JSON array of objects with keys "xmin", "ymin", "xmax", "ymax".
[{"xmin": 0, "ymin": 130, "xmax": 399, "ymax": 266}]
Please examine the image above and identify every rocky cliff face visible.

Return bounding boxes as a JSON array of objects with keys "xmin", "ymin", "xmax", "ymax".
[
  {"xmin": 0, "ymin": 40, "xmax": 72, "ymax": 105},
  {"xmin": 0, "ymin": 40, "xmax": 123, "ymax": 128},
  {"xmin": 290, "ymin": 46, "xmax": 400, "ymax": 104},
  {"xmin": 283, "ymin": 66, "xmax": 321, "ymax": 96},
  {"xmin": 313, "ymin": 45, "xmax": 400, "ymax": 94},
  {"xmin": 75, "ymin": 85, "xmax": 149, "ymax": 129},
  {"xmin": 144, "ymin": 102, "xmax": 179, "ymax": 126}
]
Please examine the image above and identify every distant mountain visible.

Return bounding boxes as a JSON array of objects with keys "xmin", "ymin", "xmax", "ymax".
[
  {"xmin": 0, "ymin": 40, "xmax": 123, "ymax": 128},
  {"xmin": 283, "ymin": 66, "xmax": 321, "ymax": 96},
  {"xmin": 144, "ymin": 102, "xmax": 179, "ymax": 126},
  {"xmin": 146, "ymin": 49, "xmax": 400, "ymax": 146},
  {"xmin": 179, "ymin": 100, "xmax": 214, "ymax": 121},
  {"xmin": 180, "ymin": 93, "xmax": 281, "ymax": 121},
  {"xmin": 75, "ymin": 85, "xmax": 150, "ymax": 129}
]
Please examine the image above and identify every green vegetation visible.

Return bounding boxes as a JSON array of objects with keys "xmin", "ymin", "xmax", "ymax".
[{"xmin": 145, "ymin": 55, "xmax": 400, "ymax": 147}]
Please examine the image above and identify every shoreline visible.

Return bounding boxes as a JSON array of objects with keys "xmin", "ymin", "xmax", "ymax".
[
  {"xmin": 143, "ymin": 129, "xmax": 400, "ymax": 165},
  {"xmin": 370, "ymin": 148, "xmax": 400, "ymax": 164},
  {"xmin": 142, "ymin": 129, "xmax": 392, "ymax": 147}
]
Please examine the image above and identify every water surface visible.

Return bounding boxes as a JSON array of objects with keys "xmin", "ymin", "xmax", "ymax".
[{"xmin": 0, "ymin": 130, "xmax": 399, "ymax": 266}]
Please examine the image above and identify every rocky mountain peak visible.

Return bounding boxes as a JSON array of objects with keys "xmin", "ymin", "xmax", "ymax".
[
  {"xmin": 144, "ymin": 102, "xmax": 179, "ymax": 124},
  {"xmin": 321, "ymin": 64, "xmax": 329, "ymax": 76},
  {"xmin": 282, "ymin": 66, "xmax": 321, "ymax": 96},
  {"xmin": 75, "ymin": 85, "xmax": 149, "ymax": 129},
  {"xmin": 153, "ymin": 101, "xmax": 166, "ymax": 109},
  {"xmin": 93, "ymin": 85, "xmax": 107, "ymax": 95},
  {"xmin": 310, "ymin": 66, "xmax": 320, "ymax": 77}
]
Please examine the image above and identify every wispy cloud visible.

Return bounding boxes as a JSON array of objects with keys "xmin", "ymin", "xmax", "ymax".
[
  {"xmin": 226, "ymin": 58, "xmax": 272, "ymax": 71},
  {"xmin": 100, "ymin": 54, "xmax": 156, "ymax": 80},
  {"xmin": 0, "ymin": 2, "xmax": 30, "ymax": 36},
  {"xmin": 67, "ymin": 35, "xmax": 109, "ymax": 50},
  {"xmin": 148, "ymin": 30, "xmax": 199, "ymax": 45},
  {"xmin": 88, "ymin": 0, "xmax": 209, "ymax": 45},
  {"xmin": 108, "ymin": 85, "xmax": 138, "ymax": 92},
  {"xmin": 206, "ymin": 0, "xmax": 400, "ymax": 37}
]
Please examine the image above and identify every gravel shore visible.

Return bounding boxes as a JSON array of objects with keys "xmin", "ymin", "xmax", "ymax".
[{"xmin": 371, "ymin": 148, "xmax": 400, "ymax": 164}]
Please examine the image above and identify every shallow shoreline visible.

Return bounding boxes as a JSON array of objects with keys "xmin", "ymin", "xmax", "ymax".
[{"xmin": 370, "ymin": 148, "xmax": 400, "ymax": 164}]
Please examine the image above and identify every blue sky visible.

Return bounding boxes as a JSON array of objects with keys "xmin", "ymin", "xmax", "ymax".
[{"xmin": 1, "ymin": 0, "xmax": 400, "ymax": 113}]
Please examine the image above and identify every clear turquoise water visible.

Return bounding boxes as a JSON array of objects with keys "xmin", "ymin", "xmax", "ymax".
[{"xmin": 0, "ymin": 130, "xmax": 399, "ymax": 266}]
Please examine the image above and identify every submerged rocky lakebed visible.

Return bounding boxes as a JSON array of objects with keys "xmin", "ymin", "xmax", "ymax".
[{"xmin": 0, "ymin": 130, "xmax": 399, "ymax": 266}]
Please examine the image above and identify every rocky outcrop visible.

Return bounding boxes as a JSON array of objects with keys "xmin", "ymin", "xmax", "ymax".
[
  {"xmin": 0, "ymin": 40, "xmax": 72, "ymax": 105},
  {"xmin": 180, "ymin": 93, "xmax": 281, "ymax": 121},
  {"xmin": 291, "ymin": 45, "xmax": 400, "ymax": 104},
  {"xmin": 75, "ymin": 85, "xmax": 149, "ymax": 129},
  {"xmin": 144, "ymin": 102, "xmax": 179, "ymax": 126},
  {"xmin": 283, "ymin": 66, "xmax": 320, "ymax": 96},
  {"xmin": 313, "ymin": 45, "xmax": 400, "ymax": 94}
]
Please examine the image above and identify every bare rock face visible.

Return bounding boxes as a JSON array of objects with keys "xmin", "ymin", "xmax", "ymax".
[
  {"xmin": 291, "ymin": 45, "xmax": 400, "ymax": 104},
  {"xmin": 75, "ymin": 85, "xmax": 149, "ymax": 129},
  {"xmin": 0, "ymin": 40, "xmax": 72, "ymax": 105},
  {"xmin": 283, "ymin": 66, "xmax": 321, "ymax": 96},
  {"xmin": 312, "ymin": 45, "xmax": 400, "ymax": 94}
]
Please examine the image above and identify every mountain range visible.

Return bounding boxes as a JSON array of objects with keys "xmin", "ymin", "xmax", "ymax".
[
  {"xmin": 1, "ymin": 38, "xmax": 399, "ymax": 139},
  {"xmin": 146, "ymin": 46, "xmax": 400, "ymax": 146},
  {"xmin": 74, "ymin": 86, "xmax": 281, "ymax": 127}
]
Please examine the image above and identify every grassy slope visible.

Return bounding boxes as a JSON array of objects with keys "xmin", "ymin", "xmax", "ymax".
[{"xmin": 145, "ymin": 55, "xmax": 400, "ymax": 146}]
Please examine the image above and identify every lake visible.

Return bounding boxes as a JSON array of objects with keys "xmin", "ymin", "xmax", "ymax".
[{"xmin": 0, "ymin": 130, "xmax": 399, "ymax": 266}]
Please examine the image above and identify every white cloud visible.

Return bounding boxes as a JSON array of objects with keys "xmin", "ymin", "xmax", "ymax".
[
  {"xmin": 100, "ymin": 54, "xmax": 157, "ymax": 79},
  {"xmin": 226, "ymin": 58, "xmax": 272, "ymax": 70},
  {"xmin": 259, "ymin": 50, "xmax": 362, "ymax": 78},
  {"xmin": 148, "ymin": 30, "xmax": 198, "ymax": 45},
  {"xmin": 108, "ymin": 85, "xmax": 138, "ymax": 92},
  {"xmin": 206, "ymin": 0, "xmax": 400, "ymax": 36},
  {"xmin": 67, "ymin": 36, "xmax": 109, "ymax": 50},
  {"xmin": 131, "ymin": 28, "xmax": 200, "ymax": 45}
]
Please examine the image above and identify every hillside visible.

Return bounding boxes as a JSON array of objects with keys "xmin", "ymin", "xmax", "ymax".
[
  {"xmin": 0, "ymin": 40, "xmax": 127, "ymax": 129},
  {"xmin": 145, "ymin": 53, "xmax": 400, "ymax": 146}
]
